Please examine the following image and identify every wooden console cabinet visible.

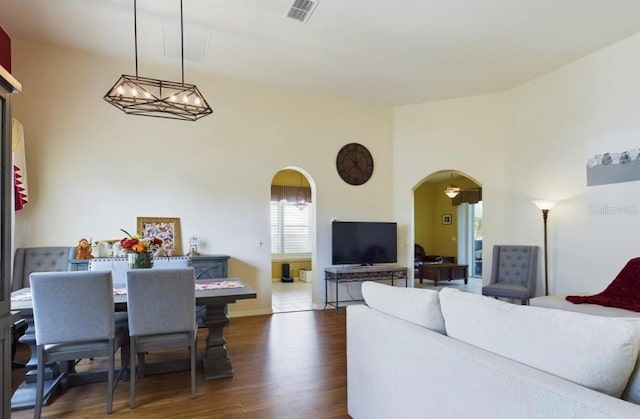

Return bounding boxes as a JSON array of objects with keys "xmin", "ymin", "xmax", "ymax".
[{"xmin": 70, "ymin": 254, "xmax": 230, "ymax": 279}]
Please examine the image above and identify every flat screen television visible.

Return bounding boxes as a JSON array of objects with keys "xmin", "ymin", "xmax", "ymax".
[{"xmin": 331, "ymin": 221, "xmax": 397, "ymax": 265}]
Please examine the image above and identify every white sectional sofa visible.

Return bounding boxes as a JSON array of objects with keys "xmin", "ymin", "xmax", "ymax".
[{"xmin": 347, "ymin": 283, "xmax": 640, "ymax": 419}]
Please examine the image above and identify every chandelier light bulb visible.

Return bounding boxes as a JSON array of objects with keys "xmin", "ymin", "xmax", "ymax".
[
  {"xmin": 131, "ymin": 87, "xmax": 137, "ymax": 97},
  {"xmin": 116, "ymin": 86, "xmax": 124, "ymax": 95}
]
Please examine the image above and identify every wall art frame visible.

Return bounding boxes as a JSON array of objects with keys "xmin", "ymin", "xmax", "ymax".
[{"xmin": 136, "ymin": 216, "xmax": 182, "ymax": 256}]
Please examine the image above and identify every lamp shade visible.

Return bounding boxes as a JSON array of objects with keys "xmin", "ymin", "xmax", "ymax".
[{"xmin": 532, "ymin": 200, "xmax": 556, "ymax": 211}]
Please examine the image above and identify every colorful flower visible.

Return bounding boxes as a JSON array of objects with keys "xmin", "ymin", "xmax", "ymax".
[{"xmin": 120, "ymin": 229, "xmax": 162, "ymax": 254}]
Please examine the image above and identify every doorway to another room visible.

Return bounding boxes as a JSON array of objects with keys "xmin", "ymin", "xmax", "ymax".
[
  {"xmin": 270, "ymin": 169, "xmax": 314, "ymax": 313},
  {"xmin": 413, "ymin": 170, "xmax": 482, "ymax": 294}
]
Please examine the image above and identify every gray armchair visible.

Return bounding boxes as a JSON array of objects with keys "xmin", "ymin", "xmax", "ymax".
[
  {"xmin": 12, "ymin": 246, "xmax": 76, "ymax": 291},
  {"xmin": 482, "ymin": 245, "xmax": 538, "ymax": 305}
]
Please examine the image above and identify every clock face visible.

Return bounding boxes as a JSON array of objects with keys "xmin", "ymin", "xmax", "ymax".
[{"xmin": 336, "ymin": 143, "xmax": 374, "ymax": 185}]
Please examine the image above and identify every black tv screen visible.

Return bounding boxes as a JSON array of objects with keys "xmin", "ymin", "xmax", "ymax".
[{"xmin": 331, "ymin": 221, "xmax": 397, "ymax": 265}]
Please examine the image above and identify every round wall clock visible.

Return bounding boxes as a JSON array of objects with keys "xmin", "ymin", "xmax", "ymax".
[{"xmin": 336, "ymin": 143, "xmax": 374, "ymax": 185}]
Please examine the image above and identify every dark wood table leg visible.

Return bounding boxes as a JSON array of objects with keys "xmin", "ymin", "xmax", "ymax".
[
  {"xmin": 464, "ymin": 266, "xmax": 469, "ymax": 284},
  {"xmin": 201, "ymin": 302, "xmax": 233, "ymax": 380}
]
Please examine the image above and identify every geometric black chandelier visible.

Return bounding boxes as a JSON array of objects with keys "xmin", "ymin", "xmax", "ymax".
[{"xmin": 104, "ymin": 0, "xmax": 213, "ymax": 121}]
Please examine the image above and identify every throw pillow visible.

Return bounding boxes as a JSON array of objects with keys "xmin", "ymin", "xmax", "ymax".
[
  {"xmin": 361, "ymin": 282, "xmax": 445, "ymax": 334},
  {"xmin": 439, "ymin": 288, "xmax": 639, "ymax": 398}
]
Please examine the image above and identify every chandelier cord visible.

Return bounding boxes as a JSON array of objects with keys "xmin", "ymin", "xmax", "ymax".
[
  {"xmin": 180, "ymin": 0, "xmax": 184, "ymax": 85},
  {"xmin": 134, "ymin": 0, "xmax": 138, "ymax": 77}
]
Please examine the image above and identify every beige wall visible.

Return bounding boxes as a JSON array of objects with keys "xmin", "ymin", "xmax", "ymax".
[
  {"xmin": 394, "ymin": 92, "xmax": 509, "ymax": 284},
  {"xmin": 396, "ymin": 32, "xmax": 640, "ymax": 296},
  {"xmin": 11, "ymin": 40, "xmax": 394, "ymax": 316}
]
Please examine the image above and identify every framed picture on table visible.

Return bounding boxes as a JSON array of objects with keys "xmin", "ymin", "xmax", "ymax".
[{"xmin": 137, "ymin": 217, "xmax": 182, "ymax": 256}]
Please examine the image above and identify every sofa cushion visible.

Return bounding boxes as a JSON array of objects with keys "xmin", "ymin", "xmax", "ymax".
[
  {"xmin": 361, "ymin": 282, "xmax": 445, "ymax": 334},
  {"xmin": 439, "ymin": 288, "xmax": 640, "ymax": 398},
  {"xmin": 531, "ymin": 294, "xmax": 640, "ymax": 404}
]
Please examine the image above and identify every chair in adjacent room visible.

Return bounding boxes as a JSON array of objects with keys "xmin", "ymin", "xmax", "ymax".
[
  {"xmin": 414, "ymin": 243, "xmax": 444, "ymax": 277},
  {"xmin": 482, "ymin": 245, "xmax": 538, "ymax": 305},
  {"xmin": 126, "ymin": 267, "xmax": 197, "ymax": 408},
  {"xmin": 30, "ymin": 270, "xmax": 127, "ymax": 418}
]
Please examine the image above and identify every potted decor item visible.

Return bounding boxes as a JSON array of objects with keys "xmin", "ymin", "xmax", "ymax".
[{"xmin": 120, "ymin": 229, "xmax": 163, "ymax": 269}]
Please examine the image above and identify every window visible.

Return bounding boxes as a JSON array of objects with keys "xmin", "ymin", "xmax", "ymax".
[{"xmin": 271, "ymin": 200, "xmax": 311, "ymax": 254}]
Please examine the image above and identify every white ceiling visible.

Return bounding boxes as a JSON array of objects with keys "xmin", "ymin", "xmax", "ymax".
[{"xmin": 2, "ymin": 0, "xmax": 640, "ymax": 105}]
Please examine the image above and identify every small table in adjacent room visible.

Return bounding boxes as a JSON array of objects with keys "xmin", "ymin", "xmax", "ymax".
[{"xmin": 418, "ymin": 263, "xmax": 469, "ymax": 286}]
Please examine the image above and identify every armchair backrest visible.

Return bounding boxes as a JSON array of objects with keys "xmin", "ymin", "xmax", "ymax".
[
  {"xmin": 30, "ymin": 270, "xmax": 115, "ymax": 345},
  {"xmin": 490, "ymin": 245, "xmax": 538, "ymax": 296},
  {"xmin": 12, "ymin": 247, "xmax": 76, "ymax": 291}
]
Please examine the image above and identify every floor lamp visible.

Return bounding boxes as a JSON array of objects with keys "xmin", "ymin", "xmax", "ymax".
[{"xmin": 532, "ymin": 200, "xmax": 556, "ymax": 296}]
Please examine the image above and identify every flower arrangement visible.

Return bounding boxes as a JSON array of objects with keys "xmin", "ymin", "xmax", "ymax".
[{"xmin": 119, "ymin": 229, "xmax": 163, "ymax": 254}]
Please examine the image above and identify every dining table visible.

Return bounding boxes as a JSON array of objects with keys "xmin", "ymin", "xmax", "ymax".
[{"xmin": 10, "ymin": 277, "xmax": 256, "ymax": 411}]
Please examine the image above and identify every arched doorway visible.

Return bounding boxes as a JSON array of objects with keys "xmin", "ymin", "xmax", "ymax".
[
  {"xmin": 413, "ymin": 169, "xmax": 483, "ymax": 293},
  {"xmin": 270, "ymin": 168, "xmax": 314, "ymax": 313}
]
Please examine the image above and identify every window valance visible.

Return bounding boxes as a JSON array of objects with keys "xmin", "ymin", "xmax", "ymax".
[
  {"xmin": 271, "ymin": 185, "xmax": 312, "ymax": 203},
  {"xmin": 451, "ymin": 188, "xmax": 482, "ymax": 206}
]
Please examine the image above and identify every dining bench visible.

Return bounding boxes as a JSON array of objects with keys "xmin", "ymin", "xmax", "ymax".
[{"xmin": 11, "ymin": 246, "xmax": 77, "ymax": 291}]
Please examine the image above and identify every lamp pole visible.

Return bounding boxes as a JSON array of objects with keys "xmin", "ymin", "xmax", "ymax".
[
  {"xmin": 532, "ymin": 200, "xmax": 556, "ymax": 296},
  {"xmin": 541, "ymin": 209, "xmax": 549, "ymax": 296}
]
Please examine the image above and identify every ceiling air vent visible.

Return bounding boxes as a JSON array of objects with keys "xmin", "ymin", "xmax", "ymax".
[{"xmin": 286, "ymin": 0, "xmax": 319, "ymax": 23}]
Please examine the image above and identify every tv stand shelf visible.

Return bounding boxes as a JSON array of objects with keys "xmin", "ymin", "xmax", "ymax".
[{"xmin": 324, "ymin": 265, "xmax": 408, "ymax": 309}]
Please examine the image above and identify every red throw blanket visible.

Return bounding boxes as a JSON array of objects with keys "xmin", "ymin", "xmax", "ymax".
[{"xmin": 566, "ymin": 257, "xmax": 640, "ymax": 312}]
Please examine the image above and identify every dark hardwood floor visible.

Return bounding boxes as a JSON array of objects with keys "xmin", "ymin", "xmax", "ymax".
[{"xmin": 11, "ymin": 310, "xmax": 349, "ymax": 418}]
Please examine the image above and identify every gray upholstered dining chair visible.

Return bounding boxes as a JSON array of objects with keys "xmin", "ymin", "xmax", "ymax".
[
  {"xmin": 30, "ymin": 270, "xmax": 127, "ymax": 418},
  {"xmin": 88, "ymin": 257, "xmax": 129, "ymax": 284},
  {"xmin": 482, "ymin": 245, "xmax": 538, "ymax": 305},
  {"xmin": 152, "ymin": 256, "xmax": 191, "ymax": 268},
  {"xmin": 126, "ymin": 267, "xmax": 197, "ymax": 408},
  {"xmin": 152, "ymin": 256, "xmax": 207, "ymax": 326},
  {"xmin": 88, "ymin": 258, "xmax": 130, "ymax": 328}
]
